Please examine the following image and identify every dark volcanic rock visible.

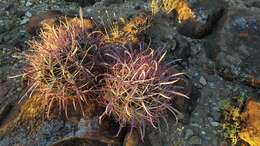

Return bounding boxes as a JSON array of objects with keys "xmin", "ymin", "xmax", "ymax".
[
  {"xmin": 0, "ymin": 103, "xmax": 13, "ymax": 126},
  {"xmin": 0, "ymin": 80, "xmax": 9, "ymax": 100},
  {"xmin": 173, "ymin": 36, "xmax": 191, "ymax": 64},
  {"xmin": 177, "ymin": 0, "xmax": 226, "ymax": 39},
  {"xmin": 246, "ymin": 1, "xmax": 260, "ymax": 8},
  {"xmin": 251, "ymin": 1, "xmax": 260, "ymax": 8},
  {"xmin": 64, "ymin": 0, "xmax": 98, "ymax": 7},
  {"xmin": 50, "ymin": 137, "xmax": 107, "ymax": 146},
  {"xmin": 205, "ymin": 8, "xmax": 260, "ymax": 87},
  {"xmin": 102, "ymin": 0, "xmax": 124, "ymax": 6}
]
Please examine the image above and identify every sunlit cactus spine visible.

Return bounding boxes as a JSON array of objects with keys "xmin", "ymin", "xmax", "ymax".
[
  {"xmin": 99, "ymin": 44, "xmax": 190, "ymax": 139},
  {"xmin": 23, "ymin": 17, "xmax": 97, "ymax": 118}
]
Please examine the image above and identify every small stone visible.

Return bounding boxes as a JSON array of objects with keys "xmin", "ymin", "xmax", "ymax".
[
  {"xmin": 209, "ymin": 82, "xmax": 215, "ymax": 88},
  {"xmin": 25, "ymin": 11, "xmax": 32, "ymax": 17},
  {"xmin": 212, "ymin": 112, "xmax": 221, "ymax": 122},
  {"xmin": 25, "ymin": 1, "xmax": 32, "ymax": 7},
  {"xmin": 170, "ymin": 39, "xmax": 177, "ymax": 51},
  {"xmin": 20, "ymin": 18, "xmax": 29, "ymax": 25},
  {"xmin": 185, "ymin": 129, "xmax": 194, "ymax": 139},
  {"xmin": 199, "ymin": 76, "xmax": 207, "ymax": 86},
  {"xmin": 86, "ymin": 8, "xmax": 92, "ymax": 13},
  {"xmin": 189, "ymin": 136, "xmax": 202, "ymax": 145},
  {"xmin": 210, "ymin": 121, "xmax": 220, "ymax": 127},
  {"xmin": 212, "ymin": 138, "xmax": 218, "ymax": 145},
  {"xmin": 193, "ymin": 112, "xmax": 199, "ymax": 116},
  {"xmin": 191, "ymin": 123, "xmax": 201, "ymax": 128}
]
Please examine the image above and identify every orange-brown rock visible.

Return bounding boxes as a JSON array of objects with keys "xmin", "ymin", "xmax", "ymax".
[
  {"xmin": 247, "ymin": 77, "xmax": 260, "ymax": 88},
  {"xmin": 26, "ymin": 10, "xmax": 94, "ymax": 36},
  {"xmin": 123, "ymin": 129, "xmax": 152, "ymax": 146},
  {"xmin": 123, "ymin": 130, "xmax": 140, "ymax": 146},
  {"xmin": 239, "ymin": 99, "xmax": 260, "ymax": 146},
  {"xmin": 26, "ymin": 10, "xmax": 63, "ymax": 35}
]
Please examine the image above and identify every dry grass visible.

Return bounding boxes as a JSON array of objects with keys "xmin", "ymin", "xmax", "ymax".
[
  {"xmin": 97, "ymin": 13, "xmax": 151, "ymax": 45},
  {"xmin": 99, "ymin": 45, "xmax": 189, "ymax": 139},
  {"xmin": 150, "ymin": 0, "xmax": 195, "ymax": 22}
]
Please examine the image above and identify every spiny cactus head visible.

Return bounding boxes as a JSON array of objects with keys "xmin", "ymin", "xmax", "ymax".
[
  {"xmin": 24, "ymin": 17, "xmax": 96, "ymax": 118},
  {"xmin": 99, "ymin": 45, "xmax": 190, "ymax": 139}
]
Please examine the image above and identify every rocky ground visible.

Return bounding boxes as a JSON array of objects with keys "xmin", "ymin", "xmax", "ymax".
[{"xmin": 0, "ymin": 0, "xmax": 260, "ymax": 146}]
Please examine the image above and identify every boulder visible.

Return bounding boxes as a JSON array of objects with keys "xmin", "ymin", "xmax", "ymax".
[
  {"xmin": 26, "ymin": 10, "xmax": 63, "ymax": 35},
  {"xmin": 245, "ymin": 0, "xmax": 260, "ymax": 8},
  {"xmin": 26, "ymin": 10, "xmax": 94, "ymax": 36},
  {"xmin": 239, "ymin": 99, "xmax": 260, "ymax": 146},
  {"xmin": 177, "ymin": 0, "xmax": 226, "ymax": 39},
  {"xmin": 205, "ymin": 8, "xmax": 260, "ymax": 88}
]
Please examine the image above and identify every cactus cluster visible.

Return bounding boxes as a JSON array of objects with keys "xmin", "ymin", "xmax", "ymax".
[{"xmin": 22, "ymin": 13, "xmax": 190, "ymax": 139}]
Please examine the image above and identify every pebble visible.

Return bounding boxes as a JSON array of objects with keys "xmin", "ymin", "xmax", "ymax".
[
  {"xmin": 191, "ymin": 123, "xmax": 201, "ymax": 128},
  {"xmin": 199, "ymin": 76, "xmax": 207, "ymax": 86},
  {"xmin": 86, "ymin": 8, "xmax": 93, "ymax": 13},
  {"xmin": 212, "ymin": 112, "xmax": 221, "ymax": 122},
  {"xmin": 193, "ymin": 112, "xmax": 199, "ymax": 116},
  {"xmin": 185, "ymin": 129, "xmax": 194, "ymax": 139},
  {"xmin": 209, "ymin": 82, "xmax": 215, "ymax": 88},
  {"xmin": 189, "ymin": 136, "xmax": 202, "ymax": 145},
  {"xmin": 170, "ymin": 39, "xmax": 177, "ymax": 51},
  {"xmin": 20, "ymin": 18, "xmax": 29, "ymax": 25},
  {"xmin": 208, "ymin": 117, "xmax": 220, "ymax": 127},
  {"xmin": 17, "ymin": 87, "xmax": 22, "ymax": 92},
  {"xmin": 25, "ymin": 1, "xmax": 33, "ymax": 7},
  {"xmin": 212, "ymin": 138, "xmax": 218, "ymax": 145},
  {"xmin": 25, "ymin": 11, "xmax": 32, "ymax": 17},
  {"xmin": 210, "ymin": 121, "xmax": 220, "ymax": 127}
]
